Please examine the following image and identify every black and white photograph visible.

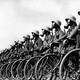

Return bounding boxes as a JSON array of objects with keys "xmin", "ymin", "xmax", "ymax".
[{"xmin": 0, "ymin": 0, "xmax": 80, "ymax": 80}]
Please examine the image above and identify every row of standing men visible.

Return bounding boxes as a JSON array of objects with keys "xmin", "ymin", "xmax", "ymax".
[
  {"xmin": 24, "ymin": 15, "xmax": 80, "ymax": 56},
  {"xmin": 0, "ymin": 14, "xmax": 80, "ymax": 80},
  {"xmin": 0, "ymin": 15, "xmax": 80, "ymax": 59}
]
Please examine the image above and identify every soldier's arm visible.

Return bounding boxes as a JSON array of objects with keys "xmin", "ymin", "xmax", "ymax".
[
  {"xmin": 56, "ymin": 33, "xmax": 67, "ymax": 42},
  {"xmin": 59, "ymin": 31, "xmax": 64, "ymax": 39},
  {"xmin": 37, "ymin": 39, "xmax": 43, "ymax": 50},
  {"xmin": 29, "ymin": 42, "xmax": 34, "ymax": 50},
  {"xmin": 48, "ymin": 35, "xmax": 53, "ymax": 45}
]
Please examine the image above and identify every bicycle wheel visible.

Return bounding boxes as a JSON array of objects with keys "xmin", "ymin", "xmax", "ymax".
[
  {"xmin": 24, "ymin": 56, "xmax": 41, "ymax": 79},
  {"xmin": 35, "ymin": 54, "xmax": 60, "ymax": 80},
  {"xmin": 59, "ymin": 49, "xmax": 80, "ymax": 80},
  {"xmin": 17, "ymin": 59, "xmax": 28, "ymax": 79},
  {"xmin": 0, "ymin": 63, "xmax": 9, "ymax": 78},
  {"xmin": 11, "ymin": 59, "xmax": 22, "ymax": 79},
  {"xmin": 6, "ymin": 62, "xmax": 14, "ymax": 79}
]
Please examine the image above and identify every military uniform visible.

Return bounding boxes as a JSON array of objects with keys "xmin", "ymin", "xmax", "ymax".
[
  {"xmin": 43, "ymin": 34, "xmax": 53, "ymax": 47},
  {"xmin": 54, "ymin": 29, "xmax": 64, "ymax": 41},
  {"xmin": 64, "ymin": 30, "xmax": 76, "ymax": 54},
  {"xmin": 23, "ymin": 34, "xmax": 33, "ymax": 51},
  {"xmin": 32, "ymin": 30, "xmax": 43, "ymax": 56},
  {"xmin": 50, "ymin": 20, "xmax": 64, "ymax": 53},
  {"xmin": 24, "ymin": 41, "xmax": 33, "ymax": 51},
  {"xmin": 34, "ymin": 37, "xmax": 43, "ymax": 50},
  {"xmin": 33, "ymin": 37, "xmax": 43, "ymax": 56},
  {"xmin": 64, "ymin": 16, "xmax": 77, "ymax": 53},
  {"xmin": 41, "ymin": 27, "xmax": 53, "ymax": 46},
  {"xmin": 23, "ymin": 43, "xmax": 33, "ymax": 59},
  {"xmin": 23, "ymin": 34, "xmax": 33, "ymax": 58},
  {"xmin": 54, "ymin": 29, "xmax": 64, "ymax": 53},
  {"xmin": 64, "ymin": 16, "xmax": 79, "ymax": 75}
]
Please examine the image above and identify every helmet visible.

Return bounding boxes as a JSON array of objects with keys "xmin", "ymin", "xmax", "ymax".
[
  {"xmin": 42, "ymin": 26, "xmax": 50, "ymax": 32},
  {"xmin": 65, "ymin": 16, "xmax": 77, "ymax": 25},
  {"xmin": 14, "ymin": 40, "xmax": 19, "ymax": 44},
  {"xmin": 51, "ymin": 20, "xmax": 61, "ymax": 29},
  {"xmin": 23, "ymin": 34, "xmax": 30, "ymax": 39},
  {"xmin": 78, "ymin": 11, "xmax": 80, "ymax": 15},
  {"xmin": 32, "ymin": 30, "xmax": 39, "ymax": 35},
  {"xmin": 54, "ymin": 20, "xmax": 61, "ymax": 27}
]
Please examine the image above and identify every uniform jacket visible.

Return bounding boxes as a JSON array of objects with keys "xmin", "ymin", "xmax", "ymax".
[
  {"xmin": 34, "ymin": 37, "xmax": 43, "ymax": 50},
  {"xmin": 64, "ymin": 27, "xmax": 76, "ymax": 53},
  {"xmin": 43, "ymin": 34, "xmax": 53, "ymax": 47},
  {"xmin": 24, "ymin": 41, "xmax": 33, "ymax": 51},
  {"xmin": 54, "ymin": 29, "xmax": 64, "ymax": 52},
  {"xmin": 54, "ymin": 29, "xmax": 64, "ymax": 42}
]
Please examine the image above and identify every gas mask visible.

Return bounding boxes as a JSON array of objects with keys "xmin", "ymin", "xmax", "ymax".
[
  {"xmin": 31, "ymin": 33, "xmax": 35, "ymax": 39},
  {"xmin": 51, "ymin": 22, "xmax": 56, "ymax": 30},
  {"xmin": 64, "ymin": 20, "xmax": 73, "ymax": 29},
  {"xmin": 64, "ymin": 23, "xmax": 69, "ymax": 29},
  {"xmin": 24, "ymin": 38, "xmax": 29, "ymax": 42},
  {"xmin": 40, "ymin": 30, "xmax": 47, "ymax": 37}
]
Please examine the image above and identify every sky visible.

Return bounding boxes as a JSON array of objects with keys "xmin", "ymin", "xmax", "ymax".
[{"xmin": 0, "ymin": 0, "xmax": 80, "ymax": 50}]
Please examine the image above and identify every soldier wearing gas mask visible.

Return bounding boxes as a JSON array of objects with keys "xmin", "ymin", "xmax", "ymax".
[
  {"xmin": 17, "ymin": 34, "xmax": 33, "ymax": 59},
  {"xmin": 41, "ymin": 27, "xmax": 53, "ymax": 47},
  {"xmin": 50, "ymin": 20, "xmax": 64, "ymax": 53},
  {"xmin": 39, "ymin": 27, "xmax": 54, "ymax": 55},
  {"xmin": 51, "ymin": 20, "xmax": 64, "ymax": 42},
  {"xmin": 31, "ymin": 30, "xmax": 43, "ymax": 56},
  {"xmin": 23, "ymin": 34, "xmax": 33, "ymax": 52},
  {"xmin": 63, "ymin": 16, "xmax": 78, "ymax": 80},
  {"xmin": 65, "ymin": 16, "xmax": 77, "ymax": 37},
  {"xmin": 63, "ymin": 16, "xmax": 77, "ymax": 52}
]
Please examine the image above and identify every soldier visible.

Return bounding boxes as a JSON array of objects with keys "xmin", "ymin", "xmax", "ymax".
[
  {"xmin": 39, "ymin": 26, "xmax": 53, "ymax": 56},
  {"xmin": 45, "ymin": 20, "xmax": 64, "ymax": 80},
  {"xmin": 50, "ymin": 20, "xmax": 64, "ymax": 53},
  {"xmin": 31, "ymin": 30, "xmax": 43, "ymax": 56},
  {"xmin": 41, "ymin": 27, "xmax": 53, "ymax": 47},
  {"xmin": 65, "ymin": 16, "xmax": 77, "ymax": 36},
  {"xmin": 16, "ymin": 42, "xmax": 25, "ymax": 59},
  {"xmin": 10, "ymin": 41, "xmax": 20, "ymax": 60},
  {"xmin": 51, "ymin": 20, "xmax": 64, "ymax": 42},
  {"xmin": 23, "ymin": 34, "xmax": 33, "ymax": 58},
  {"xmin": 7, "ymin": 41, "xmax": 19, "ymax": 61},
  {"xmin": 23, "ymin": 34, "xmax": 33, "ymax": 52},
  {"xmin": 64, "ymin": 16, "xmax": 77, "ymax": 52},
  {"xmin": 63, "ymin": 16, "xmax": 78, "ymax": 80},
  {"xmin": 14, "ymin": 41, "xmax": 20, "ymax": 54},
  {"xmin": 74, "ymin": 12, "xmax": 80, "ymax": 80}
]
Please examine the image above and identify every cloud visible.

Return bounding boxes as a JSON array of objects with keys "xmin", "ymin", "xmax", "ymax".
[{"xmin": 19, "ymin": 0, "xmax": 61, "ymax": 16}]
